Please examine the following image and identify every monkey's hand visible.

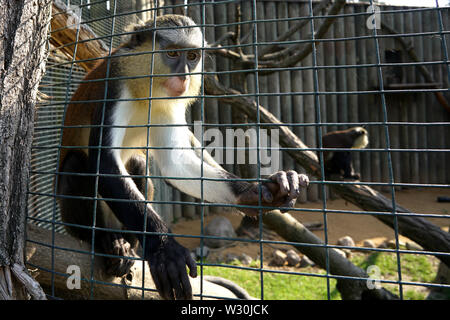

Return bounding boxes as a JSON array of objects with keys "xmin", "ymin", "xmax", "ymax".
[
  {"xmin": 236, "ymin": 171, "xmax": 309, "ymax": 216},
  {"xmin": 147, "ymin": 236, "xmax": 197, "ymax": 300}
]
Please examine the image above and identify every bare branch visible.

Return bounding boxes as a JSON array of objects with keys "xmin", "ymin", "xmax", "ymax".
[
  {"xmin": 25, "ymin": 224, "xmax": 249, "ymax": 300},
  {"xmin": 11, "ymin": 264, "xmax": 47, "ymax": 300},
  {"xmin": 204, "ymin": 74, "xmax": 450, "ymax": 267},
  {"xmin": 207, "ymin": 46, "xmax": 247, "ymax": 63},
  {"xmin": 257, "ymin": 0, "xmax": 332, "ymax": 58},
  {"xmin": 48, "ymin": 0, "xmax": 450, "ymax": 270},
  {"xmin": 204, "ymin": 75, "xmax": 321, "ymax": 175},
  {"xmin": 209, "ymin": 31, "xmax": 236, "ymax": 47},
  {"xmin": 234, "ymin": 3, "xmax": 244, "ymax": 57},
  {"xmin": 208, "ymin": 0, "xmax": 346, "ymax": 72},
  {"xmin": 0, "ymin": 267, "xmax": 13, "ymax": 299},
  {"xmin": 255, "ymin": 0, "xmax": 346, "ymax": 74},
  {"xmin": 262, "ymin": 211, "xmax": 398, "ymax": 300}
]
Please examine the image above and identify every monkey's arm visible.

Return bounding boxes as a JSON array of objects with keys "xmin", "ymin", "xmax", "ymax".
[
  {"xmin": 338, "ymin": 152, "xmax": 360, "ymax": 180},
  {"xmin": 151, "ymin": 127, "xmax": 309, "ymax": 215},
  {"xmin": 88, "ymin": 110, "xmax": 196, "ymax": 300}
]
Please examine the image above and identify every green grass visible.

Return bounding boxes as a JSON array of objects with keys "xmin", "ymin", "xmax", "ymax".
[
  {"xmin": 202, "ymin": 263, "xmax": 339, "ymax": 300},
  {"xmin": 201, "ymin": 252, "xmax": 443, "ymax": 300},
  {"xmin": 351, "ymin": 252, "xmax": 437, "ymax": 299}
]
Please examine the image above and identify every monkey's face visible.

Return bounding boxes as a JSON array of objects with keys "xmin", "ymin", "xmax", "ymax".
[
  {"xmin": 151, "ymin": 16, "xmax": 204, "ymax": 99},
  {"xmin": 159, "ymin": 47, "xmax": 201, "ymax": 97},
  {"xmin": 351, "ymin": 127, "xmax": 369, "ymax": 149},
  {"xmin": 122, "ymin": 15, "xmax": 204, "ymax": 105}
]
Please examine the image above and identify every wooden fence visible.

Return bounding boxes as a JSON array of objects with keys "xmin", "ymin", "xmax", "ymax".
[
  {"xmin": 30, "ymin": 0, "xmax": 450, "ymax": 225},
  {"xmin": 161, "ymin": 0, "xmax": 450, "ymax": 220}
]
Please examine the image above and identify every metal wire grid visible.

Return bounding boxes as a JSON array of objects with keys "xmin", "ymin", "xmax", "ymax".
[{"xmin": 27, "ymin": 0, "xmax": 450, "ymax": 300}]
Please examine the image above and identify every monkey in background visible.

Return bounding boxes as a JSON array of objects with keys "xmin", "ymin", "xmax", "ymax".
[
  {"xmin": 56, "ymin": 15, "xmax": 309, "ymax": 300},
  {"xmin": 321, "ymin": 127, "xmax": 368, "ymax": 180}
]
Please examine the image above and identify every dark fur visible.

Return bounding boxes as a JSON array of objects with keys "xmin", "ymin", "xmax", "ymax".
[
  {"xmin": 322, "ymin": 127, "xmax": 368, "ymax": 180},
  {"xmin": 56, "ymin": 16, "xmax": 198, "ymax": 299},
  {"xmin": 56, "ymin": 14, "xmax": 308, "ymax": 300}
]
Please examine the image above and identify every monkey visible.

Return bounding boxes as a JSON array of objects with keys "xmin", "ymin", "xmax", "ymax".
[
  {"xmin": 321, "ymin": 127, "xmax": 368, "ymax": 180},
  {"xmin": 56, "ymin": 15, "xmax": 309, "ymax": 300}
]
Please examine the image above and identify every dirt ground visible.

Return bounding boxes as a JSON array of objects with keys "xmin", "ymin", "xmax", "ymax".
[{"xmin": 172, "ymin": 187, "xmax": 450, "ymax": 262}]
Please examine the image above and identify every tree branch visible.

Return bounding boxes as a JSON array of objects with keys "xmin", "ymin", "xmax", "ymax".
[
  {"xmin": 47, "ymin": 0, "xmax": 450, "ymax": 288},
  {"xmin": 209, "ymin": 31, "xmax": 236, "ymax": 47},
  {"xmin": 262, "ymin": 211, "xmax": 398, "ymax": 299},
  {"xmin": 204, "ymin": 74, "xmax": 450, "ymax": 267},
  {"xmin": 0, "ymin": 0, "xmax": 51, "ymax": 300},
  {"xmin": 254, "ymin": 0, "xmax": 346, "ymax": 74},
  {"xmin": 257, "ymin": 0, "xmax": 332, "ymax": 58},
  {"xmin": 50, "ymin": 0, "xmax": 110, "ymax": 71},
  {"xmin": 25, "ymin": 224, "xmax": 249, "ymax": 300},
  {"xmin": 207, "ymin": 0, "xmax": 346, "ymax": 73}
]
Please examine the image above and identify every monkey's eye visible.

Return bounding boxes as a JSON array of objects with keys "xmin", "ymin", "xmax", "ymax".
[
  {"xmin": 166, "ymin": 51, "xmax": 180, "ymax": 58},
  {"xmin": 187, "ymin": 51, "xmax": 199, "ymax": 61}
]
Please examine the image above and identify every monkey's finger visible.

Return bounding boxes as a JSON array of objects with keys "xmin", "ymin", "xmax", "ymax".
[
  {"xmin": 158, "ymin": 262, "xmax": 175, "ymax": 300},
  {"xmin": 280, "ymin": 197, "xmax": 297, "ymax": 213},
  {"xmin": 261, "ymin": 184, "xmax": 273, "ymax": 203},
  {"xmin": 177, "ymin": 258, "xmax": 194, "ymax": 300},
  {"xmin": 162, "ymin": 272, "xmax": 176, "ymax": 300},
  {"xmin": 180, "ymin": 271, "xmax": 193, "ymax": 300},
  {"xmin": 249, "ymin": 184, "xmax": 273, "ymax": 204},
  {"xmin": 167, "ymin": 262, "xmax": 184, "ymax": 300},
  {"xmin": 299, "ymin": 174, "xmax": 310, "ymax": 188},
  {"xmin": 150, "ymin": 262, "xmax": 171, "ymax": 300},
  {"xmin": 238, "ymin": 184, "xmax": 272, "ymax": 205},
  {"xmin": 185, "ymin": 249, "xmax": 198, "ymax": 278},
  {"xmin": 269, "ymin": 171, "xmax": 290, "ymax": 196},
  {"xmin": 286, "ymin": 170, "xmax": 300, "ymax": 198}
]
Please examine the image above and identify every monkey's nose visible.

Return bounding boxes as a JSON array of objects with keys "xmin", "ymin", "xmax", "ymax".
[
  {"xmin": 164, "ymin": 76, "xmax": 190, "ymax": 97},
  {"xmin": 177, "ymin": 76, "xmax": 189, "ymax": 90}
]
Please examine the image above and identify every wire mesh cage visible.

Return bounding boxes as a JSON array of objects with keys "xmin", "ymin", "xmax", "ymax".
[{"xmin": 27, "ymin": 0, "xmax": 450, "ymax": 300}]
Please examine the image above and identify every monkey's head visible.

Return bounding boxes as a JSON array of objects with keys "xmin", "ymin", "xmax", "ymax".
[
  {"xmin": 322, "ymin": 126, "xmax": 369, "ymax": 149},
  {"xmin": 120, "ymin": 15, "xmax": 204, "ymax": 107},
  {"xmin": 350, "ymin": 127, "xmax": 369, "ymax": 149}
]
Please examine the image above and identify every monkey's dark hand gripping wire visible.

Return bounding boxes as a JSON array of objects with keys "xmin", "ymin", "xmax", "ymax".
[
  {"xmin": 237, "ymin": 171, "xmax": 310, "ymax": 216},
  {"xmin": 146, "ymin": 235, "xmax": 197, "ymax": 300}
]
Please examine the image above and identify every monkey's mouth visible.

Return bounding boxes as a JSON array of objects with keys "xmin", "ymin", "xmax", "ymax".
[{"xmin": 167, "ymin": 88, "xmax": 186, "ymax": 97}]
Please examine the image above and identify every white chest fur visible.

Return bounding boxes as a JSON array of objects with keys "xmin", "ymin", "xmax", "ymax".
[
  {"xmin": 110, "ymin": 89, "xmax": 236, "ymax": 204},
  {"xmin": 109, "ymin": 89, "xmax": 185, "ymax": 164}
]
